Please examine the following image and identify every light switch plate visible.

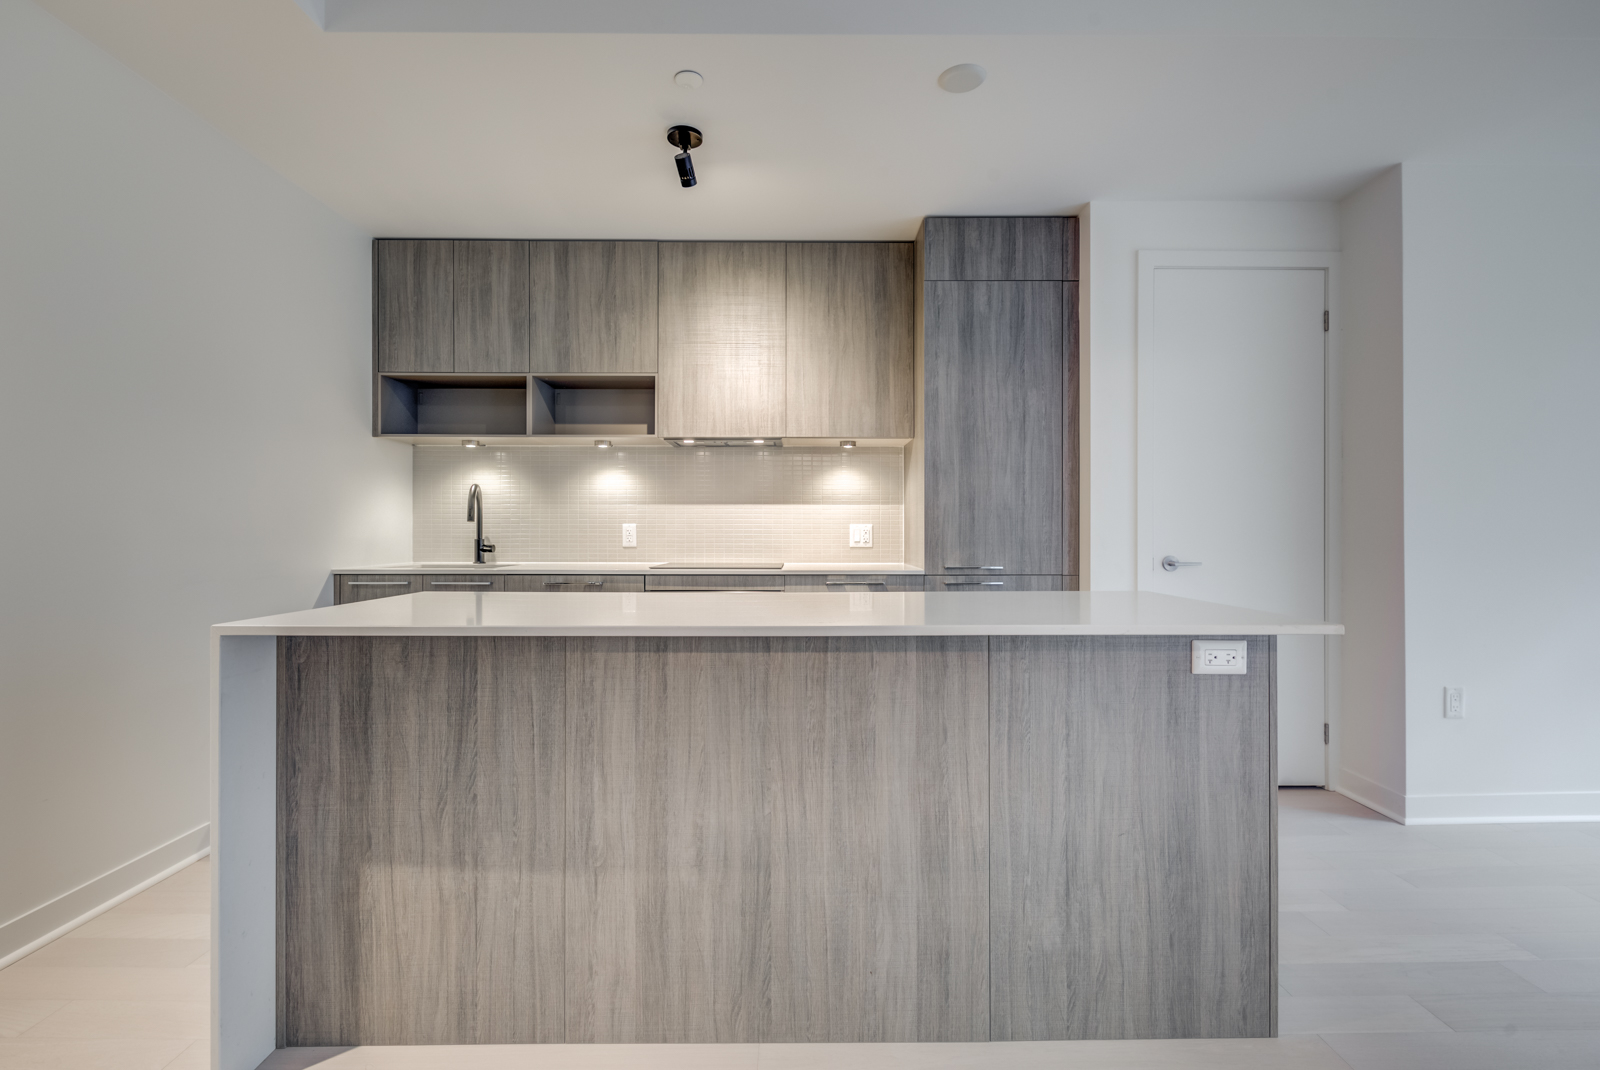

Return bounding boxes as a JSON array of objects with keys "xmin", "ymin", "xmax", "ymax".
[
  {"xmin": 849, "ymin": 523, "xmax": 873, "ymax": 548},
  {"xmin": 1191, "ymin": 639, "xmax": 1248, "ymax": 675},
  {"xmin": 622, "ymin": 523, "xmax": 637, "ymax": 548}
]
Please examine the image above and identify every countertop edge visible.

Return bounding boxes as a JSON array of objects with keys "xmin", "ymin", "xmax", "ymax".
[{"xmin": 214, "ymin": 624, "xmax": 1343, "ymax": 637}]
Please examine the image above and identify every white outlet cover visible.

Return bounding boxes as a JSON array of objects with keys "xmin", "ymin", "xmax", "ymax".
[
  {"xmin": 1191, "ymin": 639, "xmax": 1248, "ymax": 675},
  {"xmin": 622, "ymin": 523, "xmax": 637, "ymax": 547},
  {"xmin": 849, "ymin": 523, "xmax": 873, "ymax": 548},
  {"xmin": 1444, "ymin": 686, "xmax": 1466, "ymax": 719}
]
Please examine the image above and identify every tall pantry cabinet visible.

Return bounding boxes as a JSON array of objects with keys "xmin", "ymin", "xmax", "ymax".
[{"xmin": 913, "ymin": 217, "xmax": 1078, "ymax": 590}]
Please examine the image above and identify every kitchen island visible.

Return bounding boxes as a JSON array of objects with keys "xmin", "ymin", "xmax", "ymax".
[{"xmin": 211, "ymin": 591, "xmax": 1340, "ymax": 1068}]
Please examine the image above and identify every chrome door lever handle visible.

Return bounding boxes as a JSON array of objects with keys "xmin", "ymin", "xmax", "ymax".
[{"xmin": 1161, "ymin": 556, "xmax": 1202, "ymax": 572}]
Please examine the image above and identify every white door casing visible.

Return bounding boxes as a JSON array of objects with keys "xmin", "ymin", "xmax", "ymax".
[{"xmin": 1137, "ymin": 251, "xmax": 1339, "ymax": 786}]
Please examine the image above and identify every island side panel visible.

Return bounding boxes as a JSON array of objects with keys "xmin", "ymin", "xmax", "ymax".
[
  {"xmin": 214, "ymin": 634, "xmax": 278, "ymax": 1070},
  {"xmin": 767, "ymin": 636, "xmax": 989, "ymax": 1042},
  {"xmin": 563, "ymin": 637, "xmax": 773, "ymax": 1043},
  {"xmin": 989, "ymin": 635, "xmax": 1275, "ymax": 1040},
  {"xmin": 278, "ymin": 637, "xmax": 566, "ymax": 1045}
]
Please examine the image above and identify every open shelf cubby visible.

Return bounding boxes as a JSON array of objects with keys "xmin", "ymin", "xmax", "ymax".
[
  {"xmin": 531, "ymin": 374, "xmax": 655, "ymax": 436},
  {"xmin": 379, "ymin": 374, "xmax": 529, "ymax": 436}
]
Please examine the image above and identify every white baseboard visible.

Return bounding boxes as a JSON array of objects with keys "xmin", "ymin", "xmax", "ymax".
[
  {"xmin": 1402, "ymin": 791, "xmax": 1600, "ymax": 825},
  {"xmin": 1331, "ymin": 766, "xmax": 1407, "ymax": 823},
  {"xmin": 0, "ymin": 824, "xmax": 210, "ymax": 969}
]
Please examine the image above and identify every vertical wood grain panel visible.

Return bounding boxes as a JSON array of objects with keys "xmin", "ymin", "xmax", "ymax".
[
  {"xmin": 454, "ymin": 240, "xmax": 530, "ymax": 374},
  {"xmin": 785, "ymin": 243, "xmax": 913, "ymax": 439},
  {"xmin": 564, "ymin": 637, "xmax": 772, "ymax": 1043},
  {"xmin": 278, "ymin": 637, "xmax": 565, "ymax": 1045},
  {"xmin": 657, "ymin": 242, "xmax": 786, "ymax": 438},
  {"xmin": 923, "ymin": 218, "xmax": 1064, "ymax": 281},
  {"xmin": 767, "ymin": 637, "xmax": 989, "ymax": 1041},
  {"xmin": 530, "ymin": 241, "xmax": 658, "ymax": 374},
  {"xmin": 1065, "ymin": 215, "xmax": 1080, "ymax": 282},
  {"xmin": 376, "ymin": 239, "xmax": 453, "ymax": 372},
  {"xmin": 989, "ymin": 635, "xmax": 1275, "ymax": 1040},
  {"xmin": 923, "ymin": 281, "xmax": 1063, "ymax": 574},
  {"xmin": 1065, "ymin": 279, "xmax": 1080, "ymax": 582}
]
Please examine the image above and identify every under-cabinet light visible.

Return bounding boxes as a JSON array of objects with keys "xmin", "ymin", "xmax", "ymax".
[
  {"xmin": 841, "ymin": 440, "xmax": 856, "ymax": 449},
  {"xmin": 595, "ymin": 439, "xmax": 612, "ymax": 449},
  {"xmin": 753, "ymin": 439, "xmax": 764, "ymax": 444},
  {"xmin": 462, "ymin": 439, "xmax": 482, "ymax": 448},
  {"xmin": 682, "ymin": 439, "xmax": 695, "ymax": 444}
]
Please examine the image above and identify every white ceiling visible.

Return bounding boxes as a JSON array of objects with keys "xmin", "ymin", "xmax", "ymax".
[
  {"xmin": 315, "ymin": 0, "xmax": 1600, "ymax": 36},
  {"xmin": 36, "ymin": 0, "xmax": 1600, "ymax": 239}
]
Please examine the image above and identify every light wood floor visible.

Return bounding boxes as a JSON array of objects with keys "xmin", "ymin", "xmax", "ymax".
[{"xmin": 3, "ymin": 791, "xmax": 1599, "ymax": 1069}]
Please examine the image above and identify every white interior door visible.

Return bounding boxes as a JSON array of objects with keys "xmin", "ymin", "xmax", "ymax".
[{"xmin": 1142, "ymin": 263, "xmax": 1328, "ymax": 785}]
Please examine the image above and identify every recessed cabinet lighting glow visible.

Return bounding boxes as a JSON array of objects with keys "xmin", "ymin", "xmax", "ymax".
[
  {"xmin": 752, "ymin": 439, "xmax": 764, "ymax": 444},
  {"xmin": 595, "ymin": 440, "xmax": 612, "ymax": 449},
  {"xmin": 841, "ymin": 440, "xmax": 856, "ymax": 449},
  {"xmin": 462, "ymin": 439, "xmax": 482, "ymax": 448},
  {"xmin": 682, "ymin": 439, "xmax": 694, "ymax": 444}
]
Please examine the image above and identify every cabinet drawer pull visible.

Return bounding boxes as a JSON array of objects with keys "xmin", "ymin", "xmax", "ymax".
[
  {"xmin": 825, "ymin": 578, "xmax": 887, "ymax": 586},
  {"xmin": 347, "ymin": 581, "xmax": 411, "ymax": 586},
  {"xmin": 431, "ymin": 580, "xmax": 492, "ymax": 586},
  {"xmin": 544, "ymin": 580, "xmax": 605, "ymax": 587},
  {"xmin": 943, "ymin": 580, "xmax": 1005, "ymax": 586},
  {"xmin": 943, "ymin": 564, "xmax": 1004, "ymax": 570}
]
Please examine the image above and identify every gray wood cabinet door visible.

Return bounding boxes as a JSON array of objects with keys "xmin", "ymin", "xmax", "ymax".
[
  {"xmin": 530, "ymin": 241, "xmax": 658, "ymax": 374},
  {"xmin": 453, "ymin": 240, "xmax": 529, "ymax": 373},
  {"xmin": 657, "ymin": 242, "xmax": 786, "ymax": 438},
  {"xmin": 923, "ymin": 281, "xmax": 1063, "ymax": 575},
  {"xmin": 785, "ymin": 243, "xmax": 913, "ymax": 439},
  {"xmin": 565, "ymin": 637, "xmax": 773, "ymax": 1043},
  {"xmin": 503, "ymin": 574, "xmax": 645, "ymax": 593},
  {"xmin": 928, "ymin": 575, "xmax": 1062, "ymax": 592},
  {"xmin": 376, "ymin": 239, "xmax": 454, "ymax": 372},
  {"xmin": 989, "ymin": 636, "xmax": 1276, "ymax": 1040},
  {"xmin": 278, "ymin": 636, "xmax": 567, "ymax": 1044},
  {"xmin": 335, "ymin": 574, "xmax": 420, "ymax": 603},
  {"xmin": 923, "ymin": 218, "xmax": 1064, "ymax": 281}
]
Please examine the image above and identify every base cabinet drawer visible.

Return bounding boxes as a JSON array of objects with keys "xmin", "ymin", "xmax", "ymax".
[
  {"xmin": 784, "ymin": 575, "xmax": 925, "ymax": 592},
  {"xmin": 336, "ymin": 575, "xmax": 420, "ymax": 603},
  {"xmin": 422, "ymin": 574, "xmax": 504, "ymax": 592},
  {"xmin": 930, "ymin": 575, "xmax": 1063, "ymax": 592},
  {"xmin": 645, "ymin": 574, "xmax": 785, "ymax": 592},
  {"xmin": 504, "ymin": 575, "xmax": 645, "ymax": 593}
]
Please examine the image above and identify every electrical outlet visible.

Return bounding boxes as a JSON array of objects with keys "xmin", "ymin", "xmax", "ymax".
[
  {"xmin": 1444, "ymin": 686, "xmax": 1466, "ymax": 719},
  {"xmin": 1191, "ymin": 639, "xmax": 1248, "ymax": 675},
  {"xmin": 849, "ymin": 523, "xmax": 873, "ymax": 548},
  {"xmin": 622, "ymin": 523, "xmax": 637, "ymax": 548}
]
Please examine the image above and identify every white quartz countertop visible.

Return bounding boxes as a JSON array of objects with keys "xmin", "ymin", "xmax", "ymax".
[
  {"xmin": 214, "ymin": 591, "xmax": 1342, "ymax": 637},
  {"xmin": 331, "ymin": 561, "xmax": 925, "ymax": 574}
]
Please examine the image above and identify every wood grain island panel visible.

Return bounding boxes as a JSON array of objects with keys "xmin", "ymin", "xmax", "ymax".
[{"xmin": 276, "ymin": 633, "xmax": 1275, "ymax": 1046}]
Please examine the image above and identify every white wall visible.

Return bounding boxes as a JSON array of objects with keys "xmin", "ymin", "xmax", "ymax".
[
  {"xmin": 1400, "ymin": 163, "xmax": 1600, "ymax": 822},
  {"xmin": 1081, "ymin": 201, "xmax": 1340, "ymax": 590},
  {"xmin": 1335, "ymin": 167, "xmax": 1408, "ymax": 819},
  {"xmin": 0, "ymin": 0, "xmax": 410, "ymax": 962}
]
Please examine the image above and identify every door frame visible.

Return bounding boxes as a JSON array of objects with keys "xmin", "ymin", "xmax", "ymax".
[{"xmin": 1135, "ymin": 249, "xmax": 1342, "ymax": 785}]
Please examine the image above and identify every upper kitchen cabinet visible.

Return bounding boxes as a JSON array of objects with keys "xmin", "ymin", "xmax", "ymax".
[
  {"xmin": 530, "ymin": 241, "xmax": 658, "ymax": 374},
  {"xmin": 923, "ymin": 217, "xmax": 1065, "ymax": 282},
  {"xmin": 657, "ymin": 242, "xmax": 787, "ymax": 438},
  {"xmin": 453, "ymin": 240, "xmax": 530, "ymax": 374},
  {"xmin": 785, "ymin": 242, "xmax": 913, "ymax": 440},
  {"xmin": 376, "ymin": 239, "xmax": 454, "ymax": 372},
  {"xmin": 922, "ymin": 281, "xmax": 1064, "ymax": 576}
]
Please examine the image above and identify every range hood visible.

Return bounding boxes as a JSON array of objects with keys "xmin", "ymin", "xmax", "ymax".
[{"xmin": 665, "ymin": 438, "xmax": 784, "ymax": 447}]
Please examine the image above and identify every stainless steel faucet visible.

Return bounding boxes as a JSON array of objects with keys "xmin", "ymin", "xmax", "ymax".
[{"xmin": 467, "ymin": 483, "xmax": 495, "ymax": 564}]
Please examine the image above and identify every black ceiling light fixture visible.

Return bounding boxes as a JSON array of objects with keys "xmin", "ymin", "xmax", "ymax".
[{"xmin": 667, "ymin": 125, "xmax": 702, "ymax": 188}]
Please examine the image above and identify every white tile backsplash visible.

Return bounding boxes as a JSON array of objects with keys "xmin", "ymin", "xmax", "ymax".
[{"xmin": 413, "ymin": 445, "xmax": 905, "ymax": 563}]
